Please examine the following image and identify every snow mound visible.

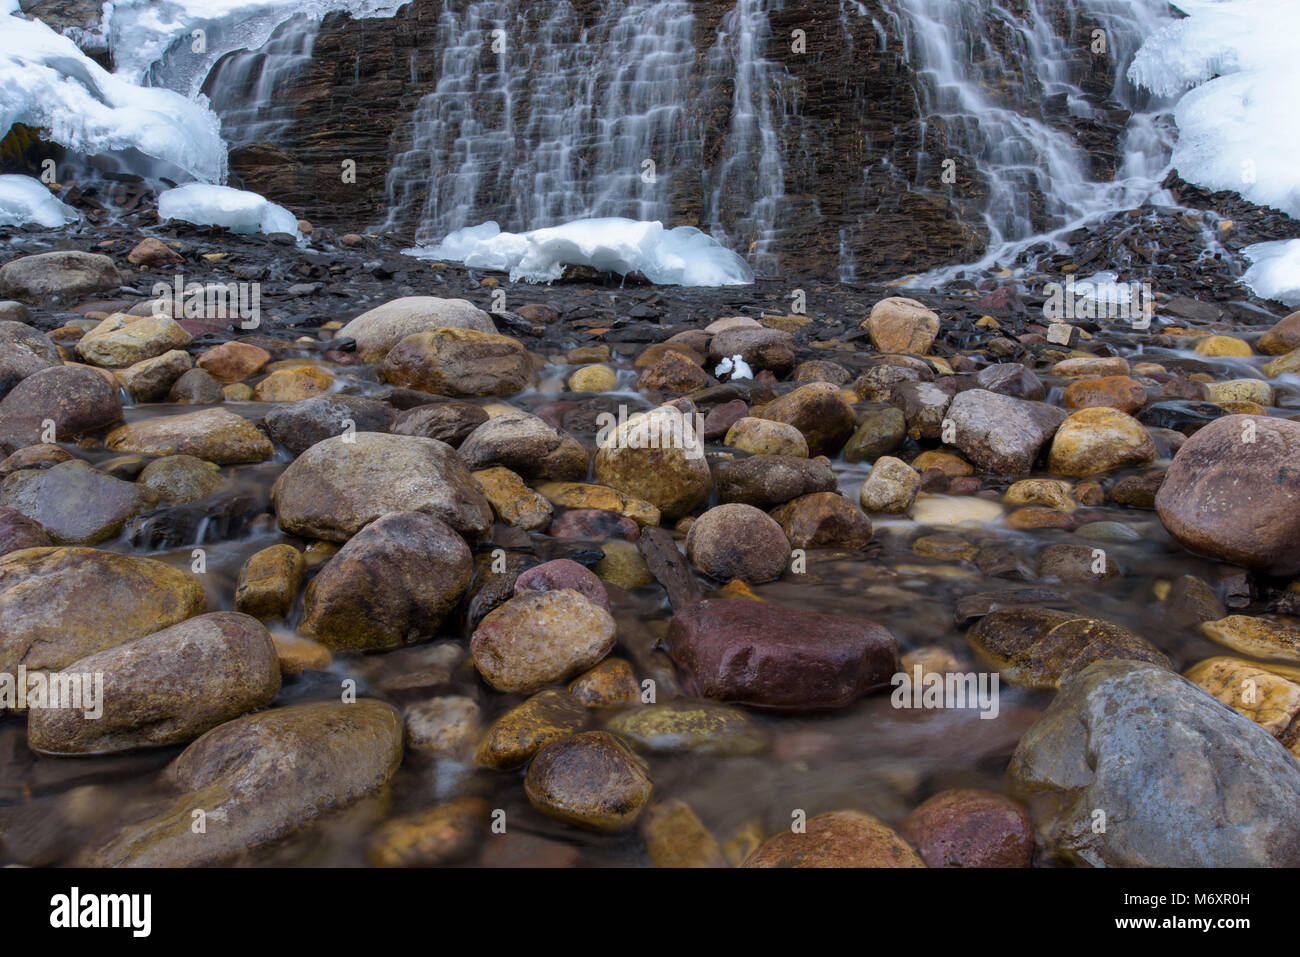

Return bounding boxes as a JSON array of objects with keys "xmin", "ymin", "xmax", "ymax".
[
  {"xmin": 158, "ymin": 184, "xmax": 299, "ymax": 236},
  {"xmin": 0, "ymin": 10, "xmax": 227, "ymax": 183},
  {"xmin": 1242, "ymin": 241, "xmax": 1300, "ymax": 307},
  {"xmin": 411, "ymin": 218, "xmax": 755, "ymax": 287},
  {"xmin": 0, "ymin": 174, "xmax": 77, "ymax": 228}
]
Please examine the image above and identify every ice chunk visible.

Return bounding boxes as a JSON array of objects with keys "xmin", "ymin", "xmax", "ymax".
[
  {"xmin": 0, "ymin": 174, "xmax": 77, "ymax": 228},
  {"xmin": 0, "ymin": 11, "xmax": 227, "ymax": 183},
  {"xmin": 1129, "ymin": 0, "xmax": 1300, "ymax": 219},
  {"xmin": 410, "ymin": 217, "xmax": 754, "ymax": 287},
  {"xmin": 714, "ymin": 354, "xmax": 753, "ymax": 380},
  {"xmin": 158, "ymin": 184, "xmax": 299, "ymax": 236},
  {"xmin": 1242, "ymin": 240, "xmax": 1300, "ymax": 308}
]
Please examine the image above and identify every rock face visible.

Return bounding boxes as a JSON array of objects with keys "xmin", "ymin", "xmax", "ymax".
[
  {"xmin": 471, "ymin": 589, "xmax": 617, "ymax": 693},
  {"xmin": 743, "ymin": 810, "xmax": 924, "ymax": 867},
  {"xmin": 667, "ymin": 598, "xmax": 898, "ymax": 710},
  {"xmin": 27, "ymin": 612, "xmax": 281, "ymax": 755},
  {"xmin": 1155, "ymin": 415, "xmax": 1300, "ymax": 576},
  {"xmin": 382, "ymin": 327, "xmax": 533, "ymax": 397},
  {"xmin": 105, "ymin": 408, "xmax": 273, "ymax": 464},
  {"xmin": 0, "ymin": 250, "xmax": 122, "ymax": 304},
  {"xmin": 945, "ymin": 389, "xmax": 1067, "ymax": 475},
  {"xmin": 338, "ymin": 296, "xmax": 497, "ymax": 362},
  {"xmin": 271, "ymin": 432, "xmax": 492, "ymax": 542},
  {"xmin": 0, "ymin": 547, "xmax": 206, "ymax": 676},
  {"xmin": 301, "ymin": 511, "xmax": 472, "ymax": 650},
  {"xmin": 84, "ymin": 700, "xmax": 403, "ymax": 867},
  {"xmin": 1009, "ymin": 660, "xmax": 1300, "ymax": 867}
]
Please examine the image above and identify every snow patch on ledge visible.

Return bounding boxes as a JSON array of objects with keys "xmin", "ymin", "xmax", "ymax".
[
  {"xmin": 407, "ymin": 218, "xmax": 755, "ymax": 287},
  {"xmin": 158, "ymin": 183, "xmax": 299, "ymax": 236},
  {"xmin": 0, "ymin": 174, "xmax": 77, "ymax": 228}
]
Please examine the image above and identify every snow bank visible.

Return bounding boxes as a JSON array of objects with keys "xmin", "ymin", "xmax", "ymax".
[
  {"xmin": 0, "ymin": 11, "xmax": 226, "ymax": 182},
  {"xmin": 0, "ymin": 174, "xmax": 77, "ymax": 228},
  {"xmin": 158, "ymin": 183, "xmax": 299, "ymax": 236},
  {"xmin": 1242, "ymin": 241, "xmax": 1300, "ymax": 307},
  {"xmin": 411, "ymin": 218, "xmax": 755, "ymax": 287}
]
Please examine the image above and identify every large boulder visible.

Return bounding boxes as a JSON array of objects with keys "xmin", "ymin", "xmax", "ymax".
[
  {"xmin": 1009, "ymin": 660, "xmax": 1300, "ymax": 866},
  {"xmin": 105, "ymin": 408, "xmax": 273, "ymax": 464},
  {"xmin": 382, "ymin": 328, "xmax": 533, "ymax": 397},
  {"xmin": 944, "ymin": 389, "xmax": 1066, "ymax": 475},
  {"xmin": 471, "ymin": 589, "xmax": 616, "ymax": 693},
  {"xmin": 1156, "ymin": 415, "xmax": 1300, "ymax": 576},
  {"xmin": 593, "ymin": 403, "xmax": 712, "ymax": 520},
  {"xmin": 262, "ymin": 394, "xmax": 395, "ymax": 456},
  {"xmin": 667, "ymin": 598, "xmax": 897, "ymax": 710},
  {"xmin": 0, "ymin": 321, "xmax": 61, "ymax": 396},
  {"xmin": 301, "ymin": 511, "xmax": 472, "ymax": 650},
  {"xmin": 338, "ymin": 296, "xmax": 497, "ymax": 362},
  {"xmin": 457, "ymin": 409, "xmax": 587, "ymax": 481},
  {"xmin": 0, "ymin": 459, "xmax": 152, "ymax": 544},
  {"xmin": 0, "ymin": 365, "xmax": 122, "ymax": 452},
  {"xmin": 0, "ymin": 250, "xmax": 122, "ymax": 305},
  {"xmin": 271, "ymin": 432, "xmax": 492, "ymax": 542}
]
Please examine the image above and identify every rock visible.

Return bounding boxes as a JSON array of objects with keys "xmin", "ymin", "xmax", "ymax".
[
  {"xmin": 0, "ymin": 460, "xmax": 151, "ymax": 544},
  {"xmin": 514, "ymin": 558, "xmax": 610, "ymax": 611},
  {"xmin": 1047, "ymin": 407, "xmax": 1155, "ymax": 476},
  {"xmin": 167, "ymin": 367, "xmax": 224, "ymax": 404},
  {"xmin": 1037, "ymin": 543, "xmax": 1120, "ymax": 582},
  {"xmin": 568, "ymin": 659, "xmax": 641, "ymax": 708},
  {"xmin": 1110, "ymin": 469, "xmax": 1164, "ymax": 508},
  {"xmin": 367, "ymin": 797, "xmax": 488, "ymax": 868},
  {"xmin": 889, "ymin": 379, "xmax": 954, "ymax": 439},
  {"xmin": 1003, "ymin": 478, "xmax": 1076, "ymax": 512},
  {"xmin": 714, "ymin": 454, "xmax": 837, "ymax": 509},
  {"xmin": 966, "ymin": 609, "xmax": 1168, "ymax": 689},
  {"xmin": 76, "ymin": 313, "xmax": 192, "ymax": 368},
  {"xmin": 974, "ymin": 363, "xmax": 1045, "ymax": 400},
  {"xmin": 593, "ymin": 403, "xmax": 712, "ymax": 519},
  {"xmin": 404, "ymin": 696, "xmax": 482, "ymax": 757},
  {"xmin": 1199, "ymin": 616, "xmax": 1300, "ymax": 663},
  {"xmin": 234, "ymin": 544, "xmax": 306, "ymax": 620},
  {"xmin": 636, "ymin": 341, "xmax": 703, "ymax": 368},
  {"xmin": 859, "ymin": 455, "xmax": 920, "ymax": 514},
  {"xmin": 1258, "ymin": 311, "xmax": 1300, "ymax": 355},
  {"xmin": 195, "ymin": 341, "xmax": 271, "ymax": 382},
  {"xmin": 338, "ymin": 297, "xmax": 497, "ymax": 362},
  {"xmin": 271, "ymin": 432, "xmax": 492, "ymax": 542},
  {"xmin": 126, "ymin": 237, "xmax": 184, "ymax": 267},
  {"xmin": 944, "ymin": 389, "xmax": 1067, "ymax": 475},
  {"xmin": 471, "ymin": 589, "xmax": 616, "ymax": 693},
  {"xmin": 863, "ymin": 297, "xmax": 940, "ymax": 355},
  {"xmin": 0, "ymin": 321, "xmax": 61, "ymax": 396},
  {"xmin": 537, "ymin": 482, "xmax": 660, "ymax": 526},
  {"xmin": 0, "ymin": 251, "xmax": 122, "ymax": 305},
  {"xmin": 638, "ymin": 350, "xmax": 712, "ymax": 393},
  {"xmin": 1008, "ymin": 660, "xmax": 1300, "ymax": 866},
  {"xmin": 0, "ymin": 505, "xmax": 50, "ymax": 556},
  {"xmin": 686, "ymin": 503, "xmax": 789, "ymax": 583},
  {"xmin": 640, "ymin": 800, "xmax": 726, "ymax": 868},
  {"xmin": 757, "ymin": 383, "xmax": 856, "ymax": 456},
  {"xmin": 84, "ymin": 700, "xmax": 402, "ymax": 866},
  {"xmin": 524, "ymin": 731, "xmax": 652, "ymax": 831},
  {"xmin": 473, "ymin": 466, "xmax": 553, "ymax": 530},
  {"xmin": 301, "ymin": 511, "xmax": 472, "ymax": 651},
  {"xmin": 569, "ymin": 364, "xmax": 617, "ymax": 393},
  {"xmin": 262, "ymin": 395, "xmax": 394, "ymax": 456},
  {"xmin": 549, "ymin": 508, "xmax": 640, "ymax": 542},
  {"xmin": 457, "ymin": 409, "xmax": 587, "ymax": 480},
  {"xmin": 1155, "ymin": 415, "xmax": 1300, "ymax": 576},
  {"xmin": 252, "ymin": 365, "xmax": 333, "ymax": 402},
  {"xmin": 391, "ymin": 401, "xmax": 488, "ymax": 446},
  {"xmin": 667, "ymin": 598, "xmax": 897, "ymax": 710},
  {"xmin": 105, "ymin": 408, "xmax": 273, "ymax": 464},
  {"xmin": 1051, "ymin": 356, "xmax": 1129, "ymax": 377},
  {"xmin": 911, "ymin": 494, "xmax": 1004, "ymax": 526},
  {"xmin": 793, "ymin": 359, "xmax": 851, "ymax": 386},
  {"xmin": 1063, "ymin": 375, "xmax": 1148, "ymax": 413},
  {"xmin": 743, "ymin": 810, "xmax": 924, "ymax": 867},
  {"xmin": 595, "ymin": 539, "xmax": 656, "ymax": 588},
  {"xmin": 115, "ymin": 349, "xmax": 192, "ymax": 402},
  {"xmin": 604, "ymin": 700, "xmax": 768, "ymax": 755},
  {"xmin": 702, "ymin": 398, "xmax": 748, "ymax": 440},
  {"xmin": 1185, "ymin": 657, "xmax": 1300, "ymax": 737},
  {"xmin": 0, "ymin": 547, "xmax": 205, "ymax": 675},
  {"xmin": 1204, "ymin": 378, "xmax": 1271, "ymax": 405},
  {"xmin": 1263, "ymin": 350, "xmax": 1300, "ymax": 378},
  {"xmin": 724, "ymin": 416, "xmax": 808, "ymax": 457},
  {"xmin": 843, "ymin": 406, "xmax": 906, "ymax": 463},
  {"xmin": 707, "ymin": 327, "xmax": 796, "ymax": 374},
  {"xmin": 0, "ymin": 365, "xmax": 122, "ymax": 451},
  {"xmin": 1195, "ymin": 334, "xmax": 1251, "ymax": 357},
  {"xmin": 474, "ymin": 689, "xmax": 589, "ymax": 769},
  {"xmin": 382, "ymin": 328, "xmax": 533, "ymax": 397},
  {"xmin": 27, "ymin": 612, "xmax": 280, "ymax": 755},
  {"xmin": 770, "ymin": 492, "xmax": 872, "ymax": 549},
  {"xmin": 899, "ymin": 789, "xmax": 1034, "ymax": 868},
  {"xmin": 137, "ymin": 455, "xmax": 223, "ymax": 504},
  {"xmin": 853, "ymin": 364, "xmax": 924, "ymax": 401},
  {"xmin": 1163, "ymin": 574, "xmax": 1226, "ymax": 627}
]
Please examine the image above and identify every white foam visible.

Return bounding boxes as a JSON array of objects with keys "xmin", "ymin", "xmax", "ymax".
[
  {"xmin": 410, "ymin": 217, "xmax": 755, "ymax": 287},
  {"xmin": 1241, "ymin": 241, "xmax": 1300, "ymax": 307},
  {"xmin": 158, "ymin": 183, "xmax": 299, "ymax": 235},
  {"xmin": 0, "ymin": 174, "xmax": 78, "ymax": 228}
]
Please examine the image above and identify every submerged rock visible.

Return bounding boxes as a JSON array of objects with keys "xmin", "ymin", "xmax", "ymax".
[
  {"xmin": 743, "ymin": 810, "xmax": 924, "ymax": 867},
  {"xmin": 524, "ymin": 731, "xmax": 652, "ymax": 831}
]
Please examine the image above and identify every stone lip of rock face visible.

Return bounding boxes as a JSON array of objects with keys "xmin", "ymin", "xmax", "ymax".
[
  {"xmin": 667, "ymin": 598, "xmax": 898, "ymax": 711},
  {"xmin": 271, "ymin": 431, "xmax": 493, "ymax": 542},
  {"xmin": 945, "ymin": 388, "xmax": 1067, "ymax": 476},
  {"xmin": 1008, "ymin": 659, "xmax": 1300, "ymax": 867},
  {"xmin": 1155, "ymin": 414, "xmax": 1300, "ymax": 576},
  {"xmin": 26, "ymin": 611, "xmax": 281, "ymax": 756},
  {"xmin": 83, "ymin": 699, "xmax": 404, "ymax": 867},
  {"xmin": 338, "ymin": 296, "xmax": 498, "ymax": 362},
  {"xmin": 742, "ymin": 809, "xmax": 925, "ymax": 867}
]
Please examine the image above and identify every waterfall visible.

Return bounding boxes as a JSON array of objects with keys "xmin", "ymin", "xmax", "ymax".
[{"xmin": 204, "ymin": 16, "xmax": 321, "ymax": 149}]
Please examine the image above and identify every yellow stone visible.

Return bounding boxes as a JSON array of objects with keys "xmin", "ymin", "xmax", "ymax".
[
  {"xmin": 472, "ymin": 467, "xmax": 552, "ymax": 530},
  {"xmin": 537, "ymin": 481, "xmax": 660, "ymax": 527},
  {"xmin": 1200, "ymin": 616, "xmax": 1300, "ymax": 663},
  {"xmin": 1263, "ymin": 349, "xmax": 1300, "ymax": 378},
  {"xmin": 718, "ymin": 579, "xmax": 764, "ymax": 601},
  {"xmin": 1204, "ymin": 378, "xmax": 1271, "ymax": 405},
  {"xmin": 1195, "ymin": 335, "xmax": 1252, "ymax": 357},
  {"xmin": 1003, "ymin": 478, "xmax": 1077, "ymax": 512},
  {"xmin": 595, "ymin": 540, "xmax": 656, "ymax": 588},
  {"xmin": 1185, "ymin": 656, "xmax": 1300, "ymax": 736},
  {"xmin": 253, "ymin": 365, "xmax": 333, "ymax": 402},
  {"xmin": 568, "ymin": 364, "xmax": 618, "ymax": 393},
  {"xmin": 911, "ymin": 450, "xmax": 973, "ymax": 477}
]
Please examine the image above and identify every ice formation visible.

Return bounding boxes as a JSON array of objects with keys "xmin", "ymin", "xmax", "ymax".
[
  {"xmin": 412, "ymin": 218, "xmax": 755, "ymax": 287},
  {"xmin": 0, "ymin": 174, "xmax": 77, "ymax": 228},
  {"xmin": 158, "ymin": 183, "xmax": 299, "ymax": 236},
  {"xmin": 1242, "ymin": 242, "xmax": 1300, "ymax": 308},
  {"xmin": 714, "ymin": 354, "xmax": 754, "ymax": 380}
]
